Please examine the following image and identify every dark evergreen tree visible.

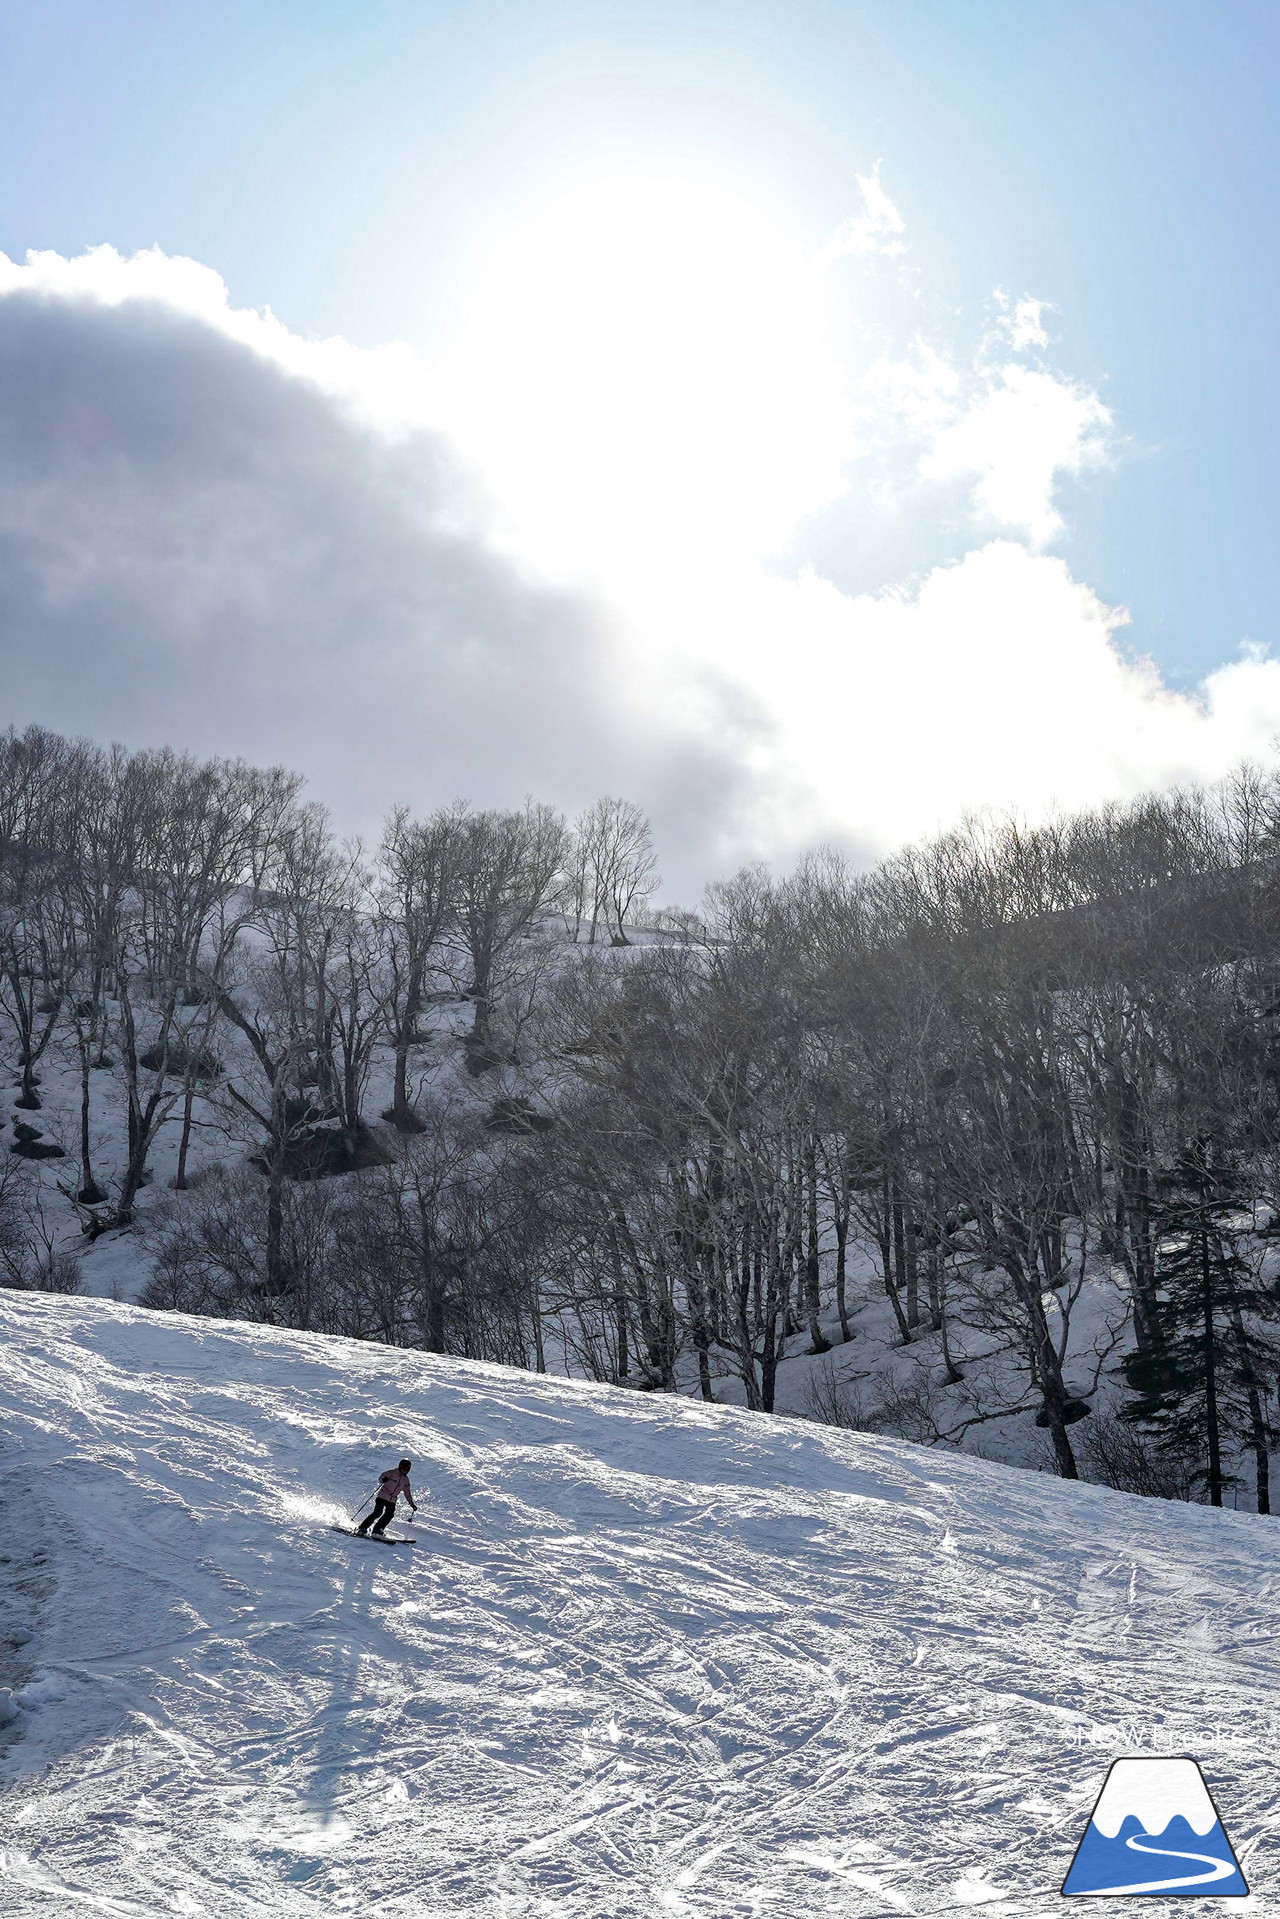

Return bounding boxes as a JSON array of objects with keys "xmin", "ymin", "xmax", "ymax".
[{"xmin": 1122, "ymin": 1147, "xmax": 1280, "ymax": 1509}]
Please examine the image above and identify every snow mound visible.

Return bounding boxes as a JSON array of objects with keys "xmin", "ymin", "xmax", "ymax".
[{"xmin": 0, "ymin": 1295, "xmax": 1276, "ymax": 1916}]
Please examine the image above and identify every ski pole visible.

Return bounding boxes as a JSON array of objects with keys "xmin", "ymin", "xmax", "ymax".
[{"xmin": 349, "ymin": 1486, "xmax": 379, "ymax": 1522}]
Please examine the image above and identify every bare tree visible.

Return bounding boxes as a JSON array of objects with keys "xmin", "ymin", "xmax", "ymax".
[
  {"xmin": 108, "ymin": 751, "xmax": 302, "ymax": 1224},
  {"xmin": 200, "ymin": 802, "xmax": 355, "ymax": 1290},
  {"xmin": 0, "ymin": 726, "xmax": 82, "ymax": 1108},
  {"xmin": 376, "ymin": 802, "xmax": 464, "ymax": 1129},
  {"xmin": 452, "ymin": 803, "xmax": 568, "ymax": 1072},
  {"xmin": 571, "ymin": 797, "xmax": 660, "ymax": 945}
]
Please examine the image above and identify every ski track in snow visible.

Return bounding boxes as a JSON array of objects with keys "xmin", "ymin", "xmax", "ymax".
[{"xmin": 0, "ymin": 1298, "xmax": 1277, "ymax": 1916}]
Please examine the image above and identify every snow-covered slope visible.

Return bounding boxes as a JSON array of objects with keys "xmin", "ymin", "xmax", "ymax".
[{"xmin": 0, "ymin": 1298, "xmax": 1277, "ymax": 1917}]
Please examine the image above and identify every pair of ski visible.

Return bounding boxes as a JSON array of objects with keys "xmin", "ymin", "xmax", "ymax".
[{"xmin": 331, "ymin": 1524, "xmax": 417, "ymax": 1548}]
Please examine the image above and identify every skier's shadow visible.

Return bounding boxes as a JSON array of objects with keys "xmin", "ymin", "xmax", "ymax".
[{"xmin": 302, "ymin": 1533, "xmax": 397, "ymax": 1827}]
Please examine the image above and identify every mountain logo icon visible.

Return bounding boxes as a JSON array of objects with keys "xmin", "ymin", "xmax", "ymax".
[{"xmin": 1062, "ymin": 1756, "xmax": 1248, "ymax": 1897}]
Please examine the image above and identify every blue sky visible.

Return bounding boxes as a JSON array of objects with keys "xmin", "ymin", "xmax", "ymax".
[{"xmin": 2, "ymin": 2, "xmax": 1278, "ymax": 884}]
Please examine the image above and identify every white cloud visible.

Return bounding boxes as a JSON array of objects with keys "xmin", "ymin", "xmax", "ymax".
[
  {"xmin": 920, "ymin": 363, "xmax": 1112, "ymax": 544},
  {"xmin": 780, "ymin": 544, "xmax": 1280, "ymax": 849},
  {"xmin": 0, "ymin": 244, "xmax": 444, "ymax": 443},
  {"xmin": 846, "ymin": 306, "xmax": 1112, "ymax": 550},
  {"xmin": 994, "ymin": 291, "xmax": 1051, "ymax": 351},
  {"xmin": 0, "ymin": 232, "xmax": 1272, "ymax": 898},
  {"xmin": 640, "ymin": 541, "xmax": 1280, "ymax": 869},
  {"xmin": 818, "ymin": 168, "xmax": 907, "ymax": 266}
]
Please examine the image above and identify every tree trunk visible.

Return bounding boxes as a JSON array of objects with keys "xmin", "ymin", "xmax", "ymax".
[
  {"xmin": 424, "ymin": 1260, "xmax": 446, "ymax": 1353},
  {"xmin": 691, "ymin": 1271, "xmax": 714, "ymax": 1401},
  {"xmin": 615, "ymin": 1287, "xmax": 629, "ymax": 1382},
  {"xmin": 75, "ymin": 1034, "xmax": 105, "ymax": 1204},
  {"xmin": 174, "ymin": 1083, "xmax": 195, "ymax": 1190},
  {"xmin": 1226, "ymin": 1287, "xmax": 1271, "ymax": 1515},
  {"xmin": 1201, "ymin": 1225, "xmax": 1224, "ymax": 1506},
  {"xmin": 466, "ymin": 964, "xmax": 497, "ymax": 1073},
  {"xmin": 531, "ymin": 1284, "xmax": 547, "ymax": 1373},
  {"xmin": 18, "ymin": 1040, "xmax": 40, "ymax": 1108},
  {"xmin": 759, "ymin": 1243, "xmax": 791, "ymax": 1414},
  {"xmin": 804, "ymin": 1142, "xmax": 827, "ymax": 1351},
  {"xmin": 1118, "ymin": 1160, "xmax": 1161, "ymax": 1352},
  {"xmin": 937, "ymin": 1286, "xmax": 963, "ymax": 1385},
  {"xmin": 879, "ymin": 1175, "xmax": 912, "ymax": 1342},
  {"xmin": 1248, "ymin": 1381, "xmax": 1270, "ymax": 1516},
  {"xmin": 390, "ymin": 1018, "xmax": 426, "ymax": 1130},
  {"xmin": 389, "ymin": 951, "xmax": 426, "ymax": 1129},
  {"xmin": 834, "ymin": 1192, "xmax": 851, "ymax": 1343},
  {"xmin": 759, "ymin": 1314, "xmax": 780, "ymax": 1413},
  {"xmin": 927, "ymin": 1247, "xmax": 943, "ymax": 1334},
  {"xmin": 1015, "ymin": 1260, "xmax": 1079, "ymax": 1478},
  {"xmin": 903, "ymin": 1204, "xmax": 919, "ymax": 1330},
  {"xmin": 266, "ymin": 1144, "xmax": 287, "ymax": 1296},
  {"xmin": 1041, "ymin": 1392, "xmax": 1080, "ymax": 1478}
]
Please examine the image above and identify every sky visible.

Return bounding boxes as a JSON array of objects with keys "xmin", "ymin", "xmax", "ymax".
[{"xmin": 2, "ymin": 1, "xmax": 1280, "ymax": 896}]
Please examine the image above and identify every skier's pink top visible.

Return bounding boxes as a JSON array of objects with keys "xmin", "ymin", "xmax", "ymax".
[{"xmin": 376, "ymin": 1468, "xmax": 413, "ymax": 1507}]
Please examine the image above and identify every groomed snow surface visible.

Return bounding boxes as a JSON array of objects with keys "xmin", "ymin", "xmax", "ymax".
[{"xmin": 0, "ymin": 1298, "xmax": 1277, "ymax": 1917}]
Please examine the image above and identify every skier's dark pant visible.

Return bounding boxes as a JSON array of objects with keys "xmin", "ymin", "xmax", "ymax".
[{"xmin": 357, "ymin": 1499, "xmax": 395, "ymax": 1535}]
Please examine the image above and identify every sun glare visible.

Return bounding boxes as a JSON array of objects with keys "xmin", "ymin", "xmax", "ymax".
[{"xmin": 442, "ymin": 175, "xmax": 847, "ymax": 589}]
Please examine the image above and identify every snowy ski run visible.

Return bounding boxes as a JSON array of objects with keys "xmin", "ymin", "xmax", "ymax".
[{"xmin": 0, "ymin": 1293, "xmax": 1278, "ymax": 1917}]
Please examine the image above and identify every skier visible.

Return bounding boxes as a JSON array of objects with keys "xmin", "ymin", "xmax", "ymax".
[{"xmin": 355, "ymin": 1458, "xmax": 418, "ymax": 1536}]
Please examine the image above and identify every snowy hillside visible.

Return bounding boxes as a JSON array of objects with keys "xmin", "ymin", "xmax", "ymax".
[{"xmin": 1, "ymin": 1296, "xmax": 1278, "ymax": 1917}]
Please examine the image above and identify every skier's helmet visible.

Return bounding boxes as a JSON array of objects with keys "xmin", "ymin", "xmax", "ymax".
[{"xmin": 398, "ymin": 1458, "xmax": 412, "ymax": 1472}]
